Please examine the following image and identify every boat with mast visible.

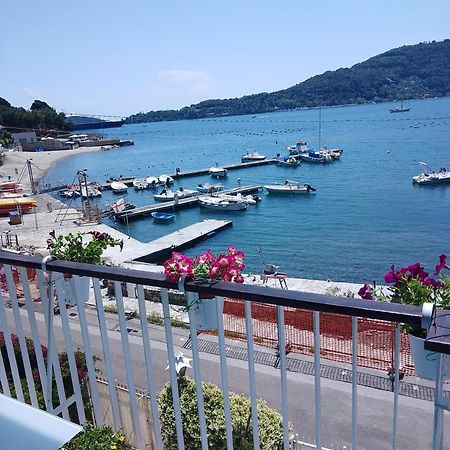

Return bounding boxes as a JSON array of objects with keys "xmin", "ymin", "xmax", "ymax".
[{"xmin": 390, "ymin": 99, "xmax": 410, "ymax": 113}]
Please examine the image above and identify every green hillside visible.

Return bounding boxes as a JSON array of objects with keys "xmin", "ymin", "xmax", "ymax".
[{"xmin": 128, "ymin": 39, "xmax": 450, "ymax": 123}]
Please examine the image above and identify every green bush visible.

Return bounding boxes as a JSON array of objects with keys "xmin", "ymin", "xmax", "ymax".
[
  {"xmin": 158, "ymin": 377, "xmax": 285, "ymax": 450},
  {"xmin": 60, "ymin": 424, "xmax": 132, "ymax": 450}
]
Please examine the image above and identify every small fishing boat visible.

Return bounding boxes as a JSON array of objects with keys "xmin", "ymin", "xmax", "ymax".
[
  {"xmin": 146, "ymin": 176, "xmax": 159, "ymax": 187},
  {"xmin": 241, "ymin": 152, "xmax": 266, "ymax": 162},
  {"xmin": 298, "ymin": 151, "xmax": 331, "ymax": 164},
  {"xmin": 104, "ymin": 198, "xmax": 136, "ymax": 217},
  {"xmin": 412, "ymin": 163, "xmax": 450, "ymax": 185},
  {"xmin": 133, "ymin": 179, "xmax": 148, "ymax": 190},
  {"xmin": 209, "ymin": 164, "xmax": 228, "ymax": 178},
  {"xmin": 212, "ymin": 192, "xmax": 259, "ymax": 205},
  {"xmin": 277, "ymin": 157, "xmax": 300, "ymax": 167},
  {"xmin": 197, "ymin": 183, "xmax": 224, "ymax": 193},
  {"xmin": 153, "ymin": 188, "xmax": 198, "ymax": 202},
  {"xmin": 0, "ymin": 197, "xmax": 37, "ymax": 215},
  {"xmin": 264, "ymin": 181, "xmax": 316, "ymax": 194},
  {"xmin": 151, "ymin": 211, "xmax": 175, "ymax": 223},
  {"xmin": 287, "ymin": 141, "xmax": 309, "ymax": 156},
  {"xmin": 110, "ymin": 181, "xmax": 128, "ymax": 193},
  {"xmin": 199, "ymin": 197, "xmax": 247, "ymax": 211}
]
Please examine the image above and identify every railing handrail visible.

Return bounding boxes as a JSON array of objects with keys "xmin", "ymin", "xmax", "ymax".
[{"xmin": 0, "ymin": 250, "xmax": 422, "ymax": 325}]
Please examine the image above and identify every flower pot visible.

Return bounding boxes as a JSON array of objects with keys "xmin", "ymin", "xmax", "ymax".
[
  {"xmin": 191, "ymin": 294, "xmax": 223, "ymax": 331},
  {"xmin": 409, "ymin": 334, "xmax": 450, "ymax": 381},
  {"xmin": 63, "ymin": 275, "xmax": 91, "ymax": 305}
]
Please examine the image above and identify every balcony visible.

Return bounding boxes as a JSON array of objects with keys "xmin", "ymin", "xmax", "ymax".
[{"xmin": 0, "ymin": 250, "xmax": 449, "ymax": 449}]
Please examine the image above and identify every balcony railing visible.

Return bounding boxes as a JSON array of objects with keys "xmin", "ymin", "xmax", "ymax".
[{"xmin": 0, "ymin": 250, "xmax": 449, "ymax": 449}]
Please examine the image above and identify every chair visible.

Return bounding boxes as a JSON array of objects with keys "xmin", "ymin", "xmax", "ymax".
[{"xmin": 261, "ymin": 264, "xmax": 288, "ymax": 289}]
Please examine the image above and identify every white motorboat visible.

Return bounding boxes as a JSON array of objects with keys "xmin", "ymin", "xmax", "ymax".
[
  {"xmin": 197, "ymin": 183, "xmax": 224, "ymax": 193},
  {"xmin": 199, "ymin": 197, "xmax": 247, "ymax": 211},
  {"xmin": 59, "ymin": 187, "xmax": 81, "ymax": 198},
  {"xmin": 277, "ymin": 157, "xmax": 300, "ymax": 167},
  {"xmin": 158, "ymin": 174, "xmax": 174, "ymax": 185},
  {"xmin": 211, "ymin": 192, "xmax": 259, "ymax": 205},
  {"xmin": 110, "ymin": 181, "xmax": 128, "ymax": 193},
  {"xmin": 209, "ymin": 164, "xmax": 228, "ymax": 178},
  {"xmin": 241, "ymin": 152, "xmax": 266, "ymax": 162},
  {"xmin": 146, "ymin": 176, "xmax": 159, "ymax": 187},
  {"xmin": 318, "ymin": 148, "xmax": 343, "ymax": 160},
  {"xmin": 412, "ymin": 163, "xmax": 450, "ymax": 185},
  {"xmin": 133, "ymin": 178, "xmax": 148, "ymax": 190},
  {"xmin": 153, "ymin": 188, "xmax": 198, "ymax": 202},
  {"xmin": 264, "ymin": 181, "xmax": 316, "ymax": 194}
]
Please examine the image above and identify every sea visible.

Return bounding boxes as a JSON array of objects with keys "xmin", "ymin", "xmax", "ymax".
[{"xmin": 44, "ymin": 97, "xmax": 450, "ymax": 284}]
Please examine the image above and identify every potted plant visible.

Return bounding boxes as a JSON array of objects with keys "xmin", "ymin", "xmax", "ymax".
[
  {"xmin": 47, "ymin": 230, "xmax": 123, "ymax": 304},
  {"xmin": 163, "ymin": 247, "xmax": 245, "ymax": 330},
  {"xmin": 359, "ymin": 255, "xmax": 450, "ymax": 380}
]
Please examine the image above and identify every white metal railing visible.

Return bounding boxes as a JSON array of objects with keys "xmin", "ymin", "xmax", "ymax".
[{"xmin": 0, "ymin": 252, "xmax": 447, "ymax": 449}]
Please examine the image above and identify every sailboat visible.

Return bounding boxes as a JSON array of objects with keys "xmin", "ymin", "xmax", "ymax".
[{"xmin": 390, "ymin": 99, "xmax": 410, "ymax": 113}]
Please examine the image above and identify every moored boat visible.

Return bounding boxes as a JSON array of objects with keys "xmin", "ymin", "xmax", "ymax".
[
  {"xmin": 298, "ymin": 151, "xmax": 331, "ymax": 164},
  {"xmin": 264, "ymin": 180, "xmax": 316, "ymax": 194},
  {"xmin": 80, "ymin": 184, "xmax": 102, "ymax": 198},
  {"xmin": 209, "ymin": 164, "xmax": 228, "ymax": 178},
  {"xmin": 154, "ymin": 188, "xmax": 198, "ymax": 202},
  {"xmin": 110, "ymin": 181, "xmax": 128, "ymax": 193},
  {"xmin": 277, "ymin": 156, "xmax": 300, "ymax": 167},
  {"xmin": 0, "ymin": 181, "xmax": 23, "ymax": 193},
  {"xmin": 197, "ymin": 183, "xmax": 224, "ymax": 193},
  {"xmin": 151, "ymin": 211, "xmax": 175, "ymax": 223},
  {"xmin": 158, "ymin": 174, "xmax": 174, "ymax": 185},
  {"xmin": 318, "ymin": 148, "xmax": 343, "ymax": 160},
  {"xmin": 287, "ymin": 140, "xmax": 309, "ymax": 156},
  {"xmin": 241, "ymin": 152, "xmax": 266, "ymax": 162},
  {"xmin": 133, "ymin": 179, "xmax": 148, "ymax": 190},
  {"xmin": 199, "ymin": 197, "xmax": 247, "ymax": 211}
]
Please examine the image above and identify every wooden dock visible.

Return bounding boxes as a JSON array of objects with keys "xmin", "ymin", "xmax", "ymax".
[
  {"xmin": 100, "ymin": 159, "xmax": 276, "ymax": 189},
  {"xmin": 115, "ymin": 219, "xmax": 233, "ymax": 263},
  {"xmin": 116, "ymin": 185, "xmax": 261, "ymax": 221}
]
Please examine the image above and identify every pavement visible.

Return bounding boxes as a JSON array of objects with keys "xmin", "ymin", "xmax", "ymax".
[{"xmin": 4, "ymin": 301, "xmax": 449, "ymax": 450}]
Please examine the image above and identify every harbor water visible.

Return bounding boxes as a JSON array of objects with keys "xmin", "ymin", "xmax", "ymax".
[{"xmin": 45, "ymin": 97, "xmax": 450, "ymax": 283}]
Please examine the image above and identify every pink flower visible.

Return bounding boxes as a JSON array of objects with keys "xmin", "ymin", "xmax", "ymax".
[
  {"xmin": 196, "ymin": 250, "xmax": 215, "ymax": 265},
  {"xmin": 177, "ymin": 256, "xmax": 194, "ymax": 274},
  {"xmin": 216, "ymin": 254, "xmax": 231, "ymax": 269},
  {"xmin": 234, "ymin": 274, "xmax": 245, "ymax": 284},
  {"xmin": 209, "ymin": 262, "xmax": 221, "ymax": 279},
  {"xmin": 384, "ymin": 265, "xmax": 399, "ymax": 284},
  {"xmin": 227, "ymin": 246, "xmax": 236, "ymax": 255},
  {"xmin": 435, "ymin": 254, "xmax": 447, "ymax": 275},
  {"xmin": 222, "ymin": 271, "xmax": 233, "ymax": 282},
  {"xmin": 358, "ymin": 284, "xmax": 374, "ymax": 300}
]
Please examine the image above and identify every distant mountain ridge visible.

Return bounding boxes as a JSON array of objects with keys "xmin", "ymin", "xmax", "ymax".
[{"xmin": 128, "ymin": 39, "xmax": 450, "ymax": 123}]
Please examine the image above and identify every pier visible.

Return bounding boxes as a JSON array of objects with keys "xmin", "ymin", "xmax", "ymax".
[
  {"xmin": 100, "ymin": 158, "xmax": 276, "ymax": 189},
  {"xmin": 113, "ymin": 219, "xmax": 233, "ymax": 263},
  {"xmin": 116, "ymin": 185, "xmax": 261, "ymax": 220}
]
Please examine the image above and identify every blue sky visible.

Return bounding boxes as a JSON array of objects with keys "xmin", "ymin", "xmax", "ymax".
[{"xmin": 1, "ymin": 0, "xmax": 449, "ymax": 116}]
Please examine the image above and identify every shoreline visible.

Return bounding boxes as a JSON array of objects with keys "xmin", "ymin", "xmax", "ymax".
[{"xmin": 0, "ymin": 145, "xmax": 107, "ymax": 191}]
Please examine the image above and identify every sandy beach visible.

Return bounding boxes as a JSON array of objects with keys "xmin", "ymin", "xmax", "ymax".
[{"xmin": 0, "ymin": 145, "xmax": 106, "ymax": 191}]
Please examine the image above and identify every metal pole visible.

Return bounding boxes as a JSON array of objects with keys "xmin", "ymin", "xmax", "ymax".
[{"xmin": 27, "ymin": 159, "xmax": 36, "ymax": 194}]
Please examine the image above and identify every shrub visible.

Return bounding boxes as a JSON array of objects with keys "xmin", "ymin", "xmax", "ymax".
[
  {"xmin": 60, "ymin": 424, "xmax": 132, "ymax": 450},
  {"xmin": 158, "ymin": 377, "xmax": 285, "ymax": 450}
]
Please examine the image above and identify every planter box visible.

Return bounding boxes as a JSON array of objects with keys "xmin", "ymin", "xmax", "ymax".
[{"xmin": 409, "ymin": 334, "xmax": 450, "ymax": 381}]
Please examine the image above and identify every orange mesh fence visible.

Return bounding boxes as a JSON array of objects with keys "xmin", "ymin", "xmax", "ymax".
[{"xmin": 221, "ymin": 298, "xmax": 415, "ymax": 375}]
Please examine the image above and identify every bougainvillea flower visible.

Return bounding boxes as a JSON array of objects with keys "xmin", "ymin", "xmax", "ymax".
[
  {"xmin": 423, "ymin": 277, "xmax": 442, "ymax": 288},
  {"xmin": 435, "ymin": 254, "xmax": 447, "ymax": 275},
  {"xmin": 358, "ymin": 284, "xmax": 374, "ymax": 300},
  {"xmin": 384, "ymin": 265, "xmax": 399, "ymax": 284}
]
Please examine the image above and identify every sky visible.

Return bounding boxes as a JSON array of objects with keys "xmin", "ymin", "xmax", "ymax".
[{"xmin": 1, "ymin": 1, "xmax": 450, "ymax": 117}]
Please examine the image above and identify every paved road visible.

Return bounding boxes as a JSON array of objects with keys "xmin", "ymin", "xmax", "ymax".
[{"xmin": 5, "ymin": 306, "xmax": 448, "ymax": 450}]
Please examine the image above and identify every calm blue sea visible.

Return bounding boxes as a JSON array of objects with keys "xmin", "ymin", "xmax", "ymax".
[{"xmin": 44, "ymin": 97, "xmax": 450, "ymax": 283}]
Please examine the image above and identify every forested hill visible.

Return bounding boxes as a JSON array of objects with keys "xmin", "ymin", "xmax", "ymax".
[
  {"xmin": 128, "ymin": 39, "xmax": 450, "ymax": 123},
  {"xmin": 0, "ymin": 98, "xmax": 73, "ymax": 132}
]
